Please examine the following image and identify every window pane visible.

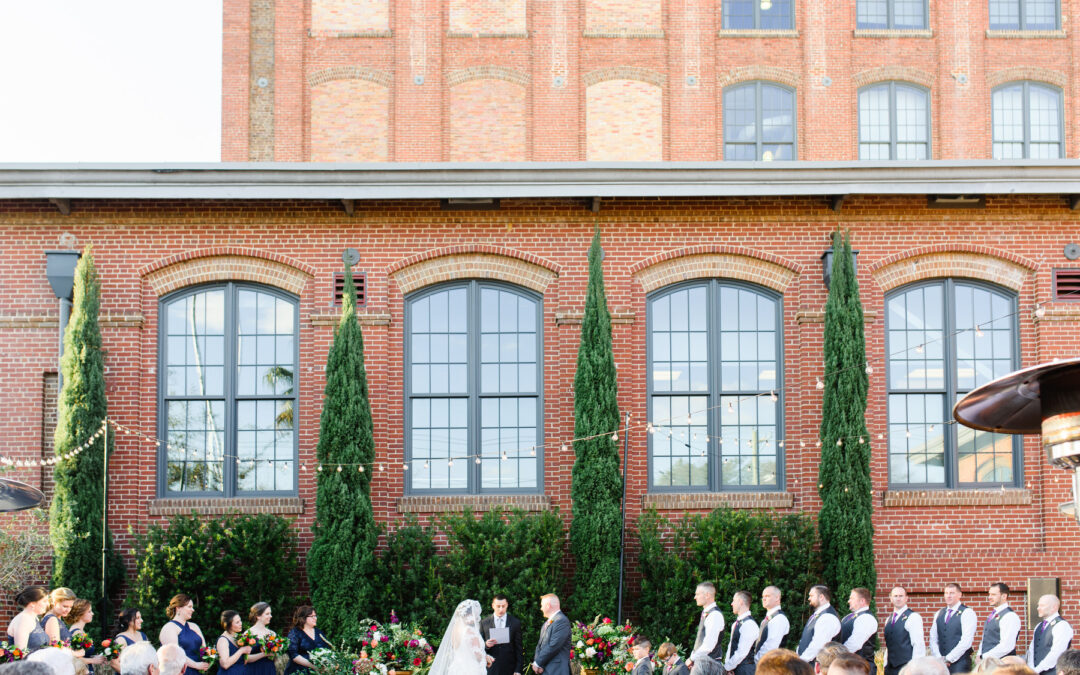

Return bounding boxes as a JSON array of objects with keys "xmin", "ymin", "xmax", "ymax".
[
  {"xmin": 651, "ymin": 396, "xmax": 709, "ymax": 487},
  {"xmin": 724, "ymin": 84, "xmax": 757, "ymax": 147},
  {"xmin": 237, "ymin": 399, "xmax": 295, "ymax": 492},
  {"xmin": 651, "ymin": 287, "xmax": 707, "ymax": 392},
  {"xmin": 480, "ymin": 396, "xmax": 539, "ymax": 489},
  {"xmin": 857, "ymin": 0, "xmax": 888, "ymax": 28},
  {"xmin": 166, "ymin": 399, "xmax": 225, "ymax": 493},
  {"xmin": 1029, "ymin": 84, "xmax": 1061, "ymax": 155},
  {"xmin": 896, "ymin": 85, "xmax": 929, "ymax": 142},
  {"xmin": 719, "ymin": 395, "xmax": 779, "ymax": 487},
  {"xmin": 957, "ymin": 394, "xmax": 1015, "ymax": 484},
  {"xmin": 237, "ymin": 290, "xmax": 295, "ymax": 397},
  {"xmin": 992, "ymin": 84, "xmax": 1025, "ymax": 159},
  {"xmin": 887, "ymin": 393, "xmax": 946, "ymax": 485},
  {"xmin": 760, "ymin": 0, "xmax": 792, "ymax": 29},
  {"xmin": 165, "ymin": 290, "xmax": 226, "ymax": 397},
  {"xmin": 894, "ymin": 0, "xmax": 926, "ymax": 28},
  {"xmin": 859, "ymin": 85, "xmax": 891, "ymax": 160},
  {"xmin": 722, "ymin": 0, "xmax": 754, "ymax": 29},
  {"xmin": 989, "ymin": 0, "xmax": 1020, "ymax": 29},
  {"xmin": 1025, "ymin": 0, "xmax": 1058, "ymax": 29}
]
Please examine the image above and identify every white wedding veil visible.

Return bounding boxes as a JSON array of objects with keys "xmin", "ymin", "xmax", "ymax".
[{"xmin": 428, "ymin": 599, "xmax": 484, "ymax": 675}]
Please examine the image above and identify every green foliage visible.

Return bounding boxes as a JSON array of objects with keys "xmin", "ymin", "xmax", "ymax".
[
  {"xmin": 0, "ymin": 512, "xmax": 49, "ymax": 593},
  {"xmin": 128, "ymin": 512, "xmax": 298, "ymax": 639},
  {"xmin": 818, "ymin": 231, "xmax": 876, "ymax": 611},
  {"xmin": 636, "ymin": 508, "xmax": 821, "ymax": 648},
  {"xmin": 307, "ymin": 265, "xmax": 381, "ymax": 638},
  {"xmin": 569, "ymin": 228, "xmax": 623, "ymax": 619},
  {"xmin": 49, "ymin": 246, "xmax": 124, "ymax": 632},
  {"xmin": 377, "ymin": 515, "xmax": 443, "ymax": 630}
]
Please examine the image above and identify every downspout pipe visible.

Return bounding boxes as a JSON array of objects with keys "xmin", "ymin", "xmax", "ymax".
[{"xmin": 45, "ymin": 250, "xmax": 81, "ymax": 389}]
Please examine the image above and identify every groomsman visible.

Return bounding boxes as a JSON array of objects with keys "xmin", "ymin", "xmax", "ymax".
[
  {"xmin": 531, "ymin": 594, "xmax": 571, "ymax": 675},
  {"xmin": 883, "ymin": 586, "xmax": 925, "ymax": 675},
  {"xmin": 929, "ymin": 583, "xmax": 976, "ymax": 674},
  {"xmin": 978, "ymin": 583, "xmax": 1021, "ymax": 660},
  {"xmin": 797, "ymin": 586, "xmax": 842, "ymax": 664},
  {"xmin": 840, "ymin": 588, "xmax": 877, "ymax": 666},
  {"xmin": 1027, "ymin": 595, "xmax": 1075, "ymax": 675},
  {"xmin": 755, "ymin": 586, "xmax": 791, "ymax": 662},
  {"xmin": 632, "ymin": 638, "xmax": 655, "ymax": 675},
  {"xmin": 723, "ymin": 591, "xmax": 759, "ymax": 675},
  {"xmin": 687, "ymin": 582, "xmax": 726, "ymax": 675},
  {"xmin": 482, "ymin": 594, "xmax": 524, "ymax": 675}
]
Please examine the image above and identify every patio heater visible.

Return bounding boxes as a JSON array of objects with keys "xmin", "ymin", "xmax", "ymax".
[
  {"xmin": 0, "ymin": 478, "xmax": 46, "ymax": 512},
  {"xmin": 954, "ymin": 358, "xmax": 1080, "ymax": 527}
]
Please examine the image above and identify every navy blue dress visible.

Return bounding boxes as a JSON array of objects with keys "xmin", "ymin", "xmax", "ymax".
[
  {"xmin": 218, "ymin": 635, "xmax": 246, "ymax": 675},
  {"xmin": 6, "ymin": 624, "xmax": 50, "ymax": 653},
  {"xmin": 40, "ymin": 613, "xmax": 72, "ymax": 643},
  {"xmin": 247, "ymin": 633, "xmax": 278, "ymax": 675},
  {"xmin": 284, "ymin": 628, "xmax": 330, "ymax": 675},
  {"xmin": 170, "ymin": 620, "xmax": 204, "ymax": 665},
  {"xmin": 117, "ymin": 632, "xmax": 149, "ymax": 646}
]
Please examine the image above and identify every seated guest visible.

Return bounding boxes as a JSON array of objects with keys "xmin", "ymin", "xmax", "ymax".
[
  {"xmin": 1056, "ymin": 651, "xmax": 1080, "ymax": 675},
  {"xmin": 827, "ymin": 655, "xmax": 871, "ymax": 675},
  {"xmin": 975, "ymin": 657, "xmax": 1007, "ymax": 674},
  {"xmin": 899, "ymin": 657, "xmax": 949, "ymax": 675},
  {"xmin": 0, "ymin": 661, "xmax": 55, "ymax": 675},
  {"xmin": 28, "ymin": 647, "xmax": 78, "ymax": 675},
  {"xmin": 814, "ymin": 643, "xmax": 849, "ymax": 675},
  {"xmin": 656, "ymin": 642, "xmax": 689, "ymax": 675},
  {"xmin": 120, "ymin": 643, "xmax": 159, "ymax": 675},
  {"xmin": 756, "ymin": 649, "xmax": 815, "ymax": 675},
  {"xmin": 996, "ymin": 666, "xmax": 1036, "ymax": 675},
  {"xmin": 157, "ymin": 644, "xmax": 189, "ymax": 675}
]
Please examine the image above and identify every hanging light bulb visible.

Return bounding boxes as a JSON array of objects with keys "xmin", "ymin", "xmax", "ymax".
[
  {"xmin": 475, "ymin": 456, "xmax": 482, "ymax": 464},
  {"xmin": 975, "ymin": 326, "xmax": 984, "ymax": 338},
  {"xmin": 836, "ymin": 438, "xmax": 843, "ymax": 446},
  {"xmin": 561, "ymin": 443, "xmax": 568, "ymax": 452},
  {"xmin": 916, "ymin": 344, "xmax": 924, "ymax": 353},
  {"xmin": 448, "ymin": 458, "xmax": 455, "ymax": 467},
  {"xmin": 778, "ymin": 440, "xmax": 785, "ymax": 448},
  {"xmin": 686, "ymin": 414, "xmax": 693, "ymax": 425},
  {"xmin": 424, "ymin": 460, "xmax": 430, "ymax": 469},
  {"xmin": 611, "ymin": 431, "xmax": 619, "ymax": 442},
  {"xmin": 359, "ymin": 464, "xmax": 365, "ymax": 472},
  {"xmin": 878, "ymin": 433, "xmax": 884, "ymax": 440},
  {"xmin": 858, "ymin": 437, "xmax": 865, "ymax": 444},
  {"xmin": 317, "ymin": 465, "xmax": 323, "ymax": 472},
  {"xmin": 501, "ymin": 451, "xmax": 508, "ymax": 461},
  {"xmin": 905, "ymin": 429, "xmax": 912, "ymax": 438},
  {"xmin": 336, "ymin": 465, "xmax": 343, "ymax": 473},
  {"xmin": 647, "ymin": 423, "xmax": 655, "ymax": 433},
  {"xmin": 770, "ymin": 390, "xmax": 777, "ymax": 402},
  {"xmin": 816, "ymin": 378, "xmax": 824, "ymax": 390},
  {"xmin": 530, "ymin": 447, "xmax": 537, "ymax": 456},
  {"xmin": 762, "ymin": 149, "xmax": 775, "ymax": 161},
  {"xmin": 865, "ymin": 363, "xmax": 874, "ymax": 374},
  {"xmin": 728, "ymin": 401, "xmax": 735, "ymax": 413},
  {"xmin": 760, "ymin": 0, "xmax": 773, "ymax": 10},
  {"xmin": 403, "ymin": 463, "xmax": 410, "ymax": 471},
  {"xmin": 1035, "ymin": 305, "xmax": 1046, "ymax": 318},
  {"xmin": 800, "ymin": 441, "xmax": 806, "ymax": 448}
]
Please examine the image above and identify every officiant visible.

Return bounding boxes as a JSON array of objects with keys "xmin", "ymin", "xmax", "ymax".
[{"xmin": 481, "ymin": 595, "xmax": 524, "ymax": 675}]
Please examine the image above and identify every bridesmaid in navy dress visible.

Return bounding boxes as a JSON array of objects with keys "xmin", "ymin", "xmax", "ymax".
[
  {"xmin": 40, "ymin": 587, "xmax": 77, "ymax": 645},
  {"xmin": 158, "ymin": 594, "xmax": 211, "ymax": 673},
  {"xmin": 112, "ymin": 609, "xmax": 150, "ymax": 674},
  {"xmin": 67, "ymin": 599, "xmax": 107, "ymax": 674},
  {"xmin": 245, "ymin": 603, "xmax": 277, "ymax": 675},
  {"xmin": 217, "ymin": 611, "xmax": 253, "ymax": 675},
  {"xmin": 4, "ymin": 587, "xmax": 51, "ymax": 654},
  {"xmin": 284, "ymin": 606, "xmax": 330, "ymax": 675}
]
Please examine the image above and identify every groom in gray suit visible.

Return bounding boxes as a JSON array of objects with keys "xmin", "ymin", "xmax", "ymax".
[{"xmin": 531, "ymin": 594, "xmax": 571, "ymax": 675}]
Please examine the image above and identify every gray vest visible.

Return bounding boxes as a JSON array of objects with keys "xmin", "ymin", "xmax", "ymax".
[
  {"xmin": 980, "ymin": 607, "xmax": 1016, "ymax": 657},
  {"xmin": 935, "ymin": 604, "xmax": 971, "ymax": 660},
  {"xmin": 884, "ymin": 609, "xmax": 915, "ymax": 670},
  {"xmin": 1033, "ymin": 616, "xmax": 1073, "ymax": 675},
  {"xmin": 755, "ymin": 609, "xmax": 787, "ymax": 652},
  {"xmin": 798, "ymin": 605, "xmax": 840, "ymax": 657},
  {"xmin": 694, "ymin": 606, "xmax": 725, "ymax": 661},
  {"xmin": 726, "ymin": 616, "xmax": 755, "ymax": 671}
]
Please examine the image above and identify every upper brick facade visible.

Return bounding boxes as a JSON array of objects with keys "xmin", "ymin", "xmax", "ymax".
[{"xmin": 222, "ymin": 0, "xmax": 1080, "ymax": 161}]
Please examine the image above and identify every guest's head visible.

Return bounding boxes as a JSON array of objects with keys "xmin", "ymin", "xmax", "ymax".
[
  {"xmin": 492, "ymin": 594, "xmax": 509, "ymax": 617},
  {"xmin": 988, "ymin": 583, "xmax": 1010, "ymax": 608},
  {"xmin": 943, "ymin": 583, "xmax": 962, "ymax": 606},
  {"xmin": 993, "ymin": 665, "xmax": 1035, "ymax": 675},
  {"xmin": 732, "ymin": 591, "xmax": 752, "ymax": 615},
  {"xmin": 632, "ymin": 638, "xmax": 651, "ymax": 661},
  {"xmin": 114, "ymin": 609, "xmax": 143, "ymax": 637},
  {"xmin": 292, "ymin": 605, "xmax": 317, "ymax": 630},
  {"xmin": 808, "ymin": 585, "xmax": 831, "ymax": 609},
  {"xmin": 15, "ymin": 587, "xmax": 49, "ymax": 614},
  {"xmin": 47, "ymin": 588, "xmax": 77, "ymax": 617},
  {"xmin": 890, "ymin": 587, "xmax": 909, "ymax": 611},
  {"xmin": 1037, "ymin": 594, "xmax": 1061, "ymax": 619},
  {"xmin": 756, "ymin": 649, "xmax": 814, "ymax": 675},
  {"xmin": 827, "ymin": 655, "xmax": 871, "ymax": 675},
  {"xmin": 165, "ymin": 595, "xmax": 195, "ymax": 622},
  {"xmin": 974, "ymin": 657, "xmax": 1005, "ymax": 674},
  {"xmin": 762, "ymin": 586, "xmax": 782, "ymax": 611},
  {"xmin": 695, "ymin": 582, "xmax": 717, "ymax": 607},
  {"xmin": 221, "ymin": 610, "xmax": 242, "ymax": 634},
  {"xmin": 899, "ymin": 656, "xmax": 950, "ymax": 675},
  {"xmin": 539, "ymin": 594, "xmax": 561, "ymax": 618},
  {"xmin": 848, "ymin": 588, "xmax": 871, "ymax": 613},
  {"xmin": 249, "ymin": 602, "xmax": 271, "ymax": 626},
  {"xmin": 656, "ymin": 642, "xmax": 679, "ymax": 663},
  {"xmin": 120, "ymin": 643, "xmax": 159, "ymax": 675},
  {"xmin": 0, "ymin": 660, "xmax": 56, "ymax": 675},
  {"xmin": 156, "ymin": 643, "xmax": 187, "ymax": 675},
  {"xmin": 1056, "ymin": 649, "xmax": 1080, "ymax": 675},
  {"xmin": 28, "ymin": 647, "xmax": 78, "ymax": 675},
  {"xmin": 69, "ymin": 599, "xmax": 94, "ymax": 626},
  {"xmin": 814, "ymin": 643, "xmax": 848, "ymax": 674},
  {"xmin": 1001, "ymin": 657, "xmax": 1028, "ymax": 668}
]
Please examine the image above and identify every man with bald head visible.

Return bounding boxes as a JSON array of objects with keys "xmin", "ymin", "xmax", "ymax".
[
  {"xmin": 531, "ymin": 594, "xmax": 570, "ymax": 675},
  {"xmin": 1026, "ymin": 595, "xmax": 1074, "ymax": 675},
  {"xmin": 885, "ymin": 586, "xmax": 925, "ymax": 675},
  {"xmin": 756, "ymin": 586, "xmax": 791, "ymax": 663}
]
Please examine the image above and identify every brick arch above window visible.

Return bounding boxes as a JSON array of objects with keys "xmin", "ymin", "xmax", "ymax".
[
  {"xmin": 717, "ymin": 66, "xmax": 800, "ymax": 90},
  {"xmin": 870, "ymin": 247, "xmax": 1038, "ymax": 293},
  {"xmin": 852, "ymin": 66, "xmax": 934, "ymax": 90},
  {"xmin": 389, "ymin": 247, "xmax": 560, "ymax": 295},
  {"xmin": 141, "ymin": 249, "xmax": 314, "ymax": 297},
  {"xmin": 446, "ymin": 65, "xmax": 530, "ymax": 87},
  {"xmin": 987, "ymin": 67, "xmax": 1067, "ymax": 91},
  {"xmin": 583, "ymin": 66, "xmax": 666, "ymax": 88},
  {"xmin": 307, "ymin": 66, "xmax": 392, "ymax": 88},
  {"xmin": 631, "ymin": 247, "xmax": 802, "ymax": 294}
]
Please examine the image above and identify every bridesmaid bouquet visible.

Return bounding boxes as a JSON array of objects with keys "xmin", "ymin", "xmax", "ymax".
[
  {"xmin": 238, "ymin": 629, "xmax": 261, "ymax": 655},
  {"xmin": 259, "ymin": 634, "xmax": 290, "ymax": 655},
  {"xmin": 69, "ymin": 632, "xmax": 95, "ymax": 651},
  {"xmin": 100, "ymin": 639, "xmax": 124, "ymax": 661},
  {"xmin": 0, "ymin": 641, "xmax": 26, "ymax": 663},
  {"xmin": 200, "ymin": 646, "xmax": 219, "ymax": 667}
]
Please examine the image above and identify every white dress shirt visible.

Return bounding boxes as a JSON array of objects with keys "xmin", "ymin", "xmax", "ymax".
[
  {"xmin": 929, "ymin": 603, "xmax": 976, "ymax": 664},
  {"xmin": 689, "ymin": 603, "xmax": 726, "ymax": 664},
  {"xmin": 843, "ymin": 610, "xmax": 878, "ymax": 653},
  {"xmin": 979, "ymin": 604, "xmax": 1021, "ymax": 659},
  {"xmin": 724, "ymin": 612, "xmax": 759, "ymax": 671},
  {"xmin": 1027, "ymin": 614, "xmax": 1075, "ymax": 674},
  {"xmin": 885, "ymin": 607, "xmax": 926, "ymax": 660},
  {"xmin": 799, "ymin": 603, "xmax": 842, "ymax": 663},
  {"xmin": 755, "ymin": 607, "xmax": 791, "ymax": 662}
]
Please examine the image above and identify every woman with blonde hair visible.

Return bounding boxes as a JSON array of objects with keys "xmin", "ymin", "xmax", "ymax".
[
  {"xmin": 158, "ymin": 594, "xmax": 210, "ymax": 672},
  {"xmin": 41, "ymin": 587, "xmax": 77, "ymax": 644},
  {"xmin": 5, "ymin": 586, "xmax": 51, "ymax": 652}
]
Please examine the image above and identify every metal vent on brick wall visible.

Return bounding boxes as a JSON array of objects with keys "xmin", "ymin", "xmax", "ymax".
[
  {"xmin": 1053, "ymin": 269, "xmax": 1080, "ymax": 302},
  {"xmin": 334, "ymin": 272, "xmax": 367, "ymax": 307}
]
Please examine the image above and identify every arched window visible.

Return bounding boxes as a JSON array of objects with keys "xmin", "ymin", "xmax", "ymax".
[
  {"xmin": 406, "ymin": 282, "xmax": 542, "ymax": 493},
  {"xmin": 858, "ymin": 82, "xmax": 930, "ymax": 160},
  {"xmin": 992, "ymin": 81, "xmax": 1063, "ymax": 159},
  {"xmin": 886, "ymin": 280, "xmax": 1020, "ymax": 487},
  {"xmin": 723, "ymin": 81, "xmax": 796, "ymax": 161},
  {"xmin": 648, "ymin": 281, "xmax": 782, "ymax": 491},
  {"xmin": 158, "ymin": 284, "xmax": 299, "ymax": 496}
]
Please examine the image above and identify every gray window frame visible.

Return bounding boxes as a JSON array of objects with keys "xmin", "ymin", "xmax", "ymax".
[
  {"xmin": 991, "ymin": 81, "xmax": 1064, "ymax": 159},
  {"xmin": 858, "ymin": 81, "xmax": 932, "ymax": 160},
  {"xmin": 884, "ymin": 278, "xmax": 1022, "ymax": 489},
  {"xmin": 646, "ymin": 279, "xmax": 785, "ymax": 493},
  {"xmin": 156, "ymin": 282, "xmax": 300, "ymax": 498},
  {"xmin": 989, "ymin": 0, "xmax": 1061, "ymax": 30},
  {"xmin": 722, "ymin": 81, "xmax": 798, "ymax": 161},
  {"xmin": 721, "ymin": 0, "xmax": 795, "ymax": 30},
  {"xmin": 855, "ymin": 0, "xmax": 929, "ymax": 29},
  {"xmin": 403, "ymin": 280, "xmax": 544, "ymax": 495}
]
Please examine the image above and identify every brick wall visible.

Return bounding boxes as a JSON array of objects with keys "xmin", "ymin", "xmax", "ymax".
[
  {"xmin": 223, "ymin": 0, "xmax": 1080, "ymax": 161},
  {"xmin": 1, "ymin": 195, "xmax": 1078, "ymax": 635}
]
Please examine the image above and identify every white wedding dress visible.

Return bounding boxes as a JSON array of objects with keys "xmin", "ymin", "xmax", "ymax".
[{"xmin": 428, "ymin": 600, "xmax": 487, "ymax": 675}]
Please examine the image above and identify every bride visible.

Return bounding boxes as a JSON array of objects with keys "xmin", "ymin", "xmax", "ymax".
[{"xmin": 428, "ymin": 600, "xmax": 491, "ymax": 675}]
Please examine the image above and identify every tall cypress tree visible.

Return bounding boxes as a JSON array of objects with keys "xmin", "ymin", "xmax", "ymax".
[
  {"xmin": 569, "ymin": 228, "xmax": 623, "ymax": 619},
  {"xmin": 817, "ymin": 231, "xmax": 875, "ymax": 609},
  {"xmin": 307, "ymin": 264, "xmax": 380, "ymax": 637},
  {"xmin": 50, "ymin": 246, "xmax": 123, "ymax": 627}
]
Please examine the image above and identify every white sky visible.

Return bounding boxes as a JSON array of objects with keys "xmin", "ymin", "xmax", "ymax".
[{"xmin": 0, "ymin": 1, "xmax": 223, "ymax": 163}]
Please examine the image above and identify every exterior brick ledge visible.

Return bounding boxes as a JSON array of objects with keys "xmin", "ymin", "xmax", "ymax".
[
  {"xmin": 397, "ymin": 494, "xmax": 551, "ymax": 514},
  {"xmin": 148, "ymin": 497, "xmax": 305, "ymax": 516},
  {"xmin": 643, "ymin": 492, "xmax": 794, "ymax": 510},
  {"xmin": 309, "ymin": 311, "xmax": 392, "ymax": 326},
  {"xmin": 796, "ymin": 309, "xmax": 879, "ymax": 324},
  {"xmin": 0, "ymin": 314, "xmax": 144, "ymax": 329},
  {"xmin": 853, "ymin": 29, "xmax": 933, "ymax": 38},
  {"xmin": 881, "ymin": 489, "xmax": 1032, "ymax": 507},
  {"xmin": 447, "ymin": 31, "xmax": 529, "ymax": 38},
  {"xmin": 583, "ymin": 30, "xmax": 665, "ymax": 39},
  {"xmin": 554, "ymin": 309, "xmax": 635, "ymax": 325},
  {"xmin": 308, "ymin": 29, "xmax": 393, "ymax": 38},
  {"xmin": 718, "ymin": 29, "xmax": 799, "ymax": 38},
  {"xmin": 1034, "ymin": 306, "xmax": 1080, "ymax": 323},
  {"xmin": 985, "ymin": 29, "xmax": 1066, "ymax": 39}
]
